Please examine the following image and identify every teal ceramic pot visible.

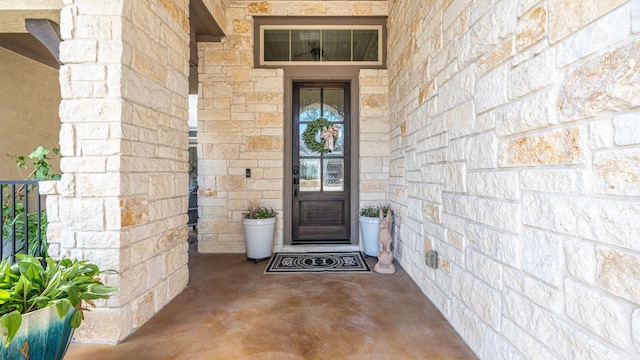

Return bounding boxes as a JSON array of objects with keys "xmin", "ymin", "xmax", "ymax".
[{"xmin": 1, "ymin": 306, "xmax": 75, "ymax": 360}]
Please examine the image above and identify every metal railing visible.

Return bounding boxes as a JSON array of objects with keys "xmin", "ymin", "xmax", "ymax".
[{"xmin": 0, "ymin": 180, "xmax": 46, "ymax": 262}]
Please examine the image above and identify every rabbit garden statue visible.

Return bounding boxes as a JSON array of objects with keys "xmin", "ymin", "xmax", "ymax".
[{"xmin": 374, "ymin": 208, "xmax": 396, "ymax": 274}]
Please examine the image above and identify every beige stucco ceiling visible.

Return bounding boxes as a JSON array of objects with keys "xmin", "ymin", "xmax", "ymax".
[{"xmin": 0, "ymin": 1, "xmax": 63, "ymax": 67}]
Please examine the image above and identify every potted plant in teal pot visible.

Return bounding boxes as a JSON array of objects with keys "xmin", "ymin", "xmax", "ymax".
[
  {"xmin": 359, "ymin": 205, "xmax": 392, "ymax": 257},
  {"xmin": 242, "ymin": 206, "xmax": 277, "ymax": 263},
  {"xmin": 0, "ymin": 255, "xmax": 117, "ymax": 359}
]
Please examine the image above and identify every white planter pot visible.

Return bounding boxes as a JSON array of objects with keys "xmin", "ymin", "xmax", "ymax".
[
  {"xmin": 242, "ymin": 217, "xmax": 276, "ymax": 261},
  {"xmin": 359, "ymin": 216, "xmax": 380, "ymax": 257}
]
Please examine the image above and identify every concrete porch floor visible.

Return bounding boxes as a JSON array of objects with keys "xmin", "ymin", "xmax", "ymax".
[{"xmin": 65, "ymin": 246, "xmax": 477, "ymax": 360}]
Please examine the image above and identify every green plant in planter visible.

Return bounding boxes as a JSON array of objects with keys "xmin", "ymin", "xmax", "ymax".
[
  {"xmin": 2, "ymin": 146, "xmax": 61, "ymax": 259},
  {"xmin": 0, "ymin": 254, "xmax": 117, "ymax": 346},
  {"xmin": 359, "ymin": 205, "xmax": 392, "ymax": 217},
  {"xmin": 242, "ymin": 206, "xmax": 277, "ymax": 219}
]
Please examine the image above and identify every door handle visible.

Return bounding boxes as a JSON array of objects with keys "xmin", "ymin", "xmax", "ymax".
[{"xmin": 293, "ymin": 166, "xmax": 299, "ymax": 197}]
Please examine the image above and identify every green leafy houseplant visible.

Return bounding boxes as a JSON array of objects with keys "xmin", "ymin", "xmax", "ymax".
[
  {"xmin": 242, "ymin": 206, "xmax": 277, "ymax": 219},
  {"xmin": 359, "ymin": 205, "xmax": 392, "ymax": 218},
  {"xmin": 0, "ymin": 254, "xmax": 117, "ymax": 346},
  {"xmin": 2, "ymin": 146, "xmax": 61, "ymax": 259}
]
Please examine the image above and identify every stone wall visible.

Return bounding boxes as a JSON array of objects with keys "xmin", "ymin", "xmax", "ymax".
[
  {"xmin": 359, "ymin": 69, "xmax": 390, "ymax": 207},
  {"xmin": 387, "ymin": 0, "xmax": 640, "ymax": 358},
  {"xmin": 57, "ymin": 0, "xmax": 190, "ymax": 343},
  {"xmin": 197, "ymin": 1, "xmax": 388, "ymax": 253}
]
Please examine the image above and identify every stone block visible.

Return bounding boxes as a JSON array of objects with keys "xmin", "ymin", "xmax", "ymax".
[
  {"xmin": 589, "ymin": 119, "xmax": 614, "ymax": 149},
  {"xmin": 458, "ymin": 0, "xmax": 517, "ymax": 65},
  {"xmin": 593, "ymin": 148, "xmax": 640, "ymax": 196},
  {"xmin": 549, "ymin": 0, "xmax": 628, "ymax": 42},
  {"xmin": 438, "ymin": 65, "xmax": 475, "ymax": 113},
  {"xmin": 633, "ymin": 309, "xmax": 640, "ymax": 353},
  {"xmin": 558, "ymin": 39, "xmax": 640, "ymax": 122},
  {"xmin": 130, "ymin": 236, "xmax": 156, "ymax": 265},
  {"xmin": 63, "ymin": 198, "xmax": 105, "ymax": 231},
  {"xmin": 564, "ymin": 238, "xmax": 597, "ymax": 285},
  {"xmin": 218, "ymin": 175, "xmax": 246, "ymax": 191},
  {"xmin": 480, "ymin": 327, "xmax": 526, "ymax": 360},
  {"xmin": 520, "ymin": 168, "xmax": 585, "ymax": 194},
  {"xmin": 223, "ymin": 35, "xmax": 251, "ymax": 51},
  {"xmin": 504, "ymin": 267, "xmax": 563, "ymax": 313},
  {"xmin": 496, "ymin": 90, "xmax": 552, "ymax": 137},
  {"xmin": 168, "ymin": 264, "xmax": 189, "ymax": 299},
  {"xmin": 443, "ymin": 163, "xmax": 466, "ymax": 193},
  {"xmin": 60, "ymin": 98, "xmax": 122, "ymax": 122},
  {"xmin": 76, "ymin": 173, "xmax": 120, "ymax": 197},
  {"xmin": 448, "ymin": 138, "xmax": 465, "ymax": 162},
  {"xmin": 72, "ymin": 64, "xmax": 107, "ymax": 81},
  {"xmin": 516, "ymin": 6, "xmax": 547, "ymax": 51},
  {"xmin": 233, "ymin": 19, "xmax": 251, "ymax": 34},
  {"xmin": 634, "ymin": 0, "xmax": 640, "ymax": 33},
  {"xmin": 613, "ymin": 112, "xmax": 640, "ymax": 145},
  {"xmin": 596, "ymin": 246, "xmax": 640, "ymax": 303},
  {"xmin": 449, "ymin": 297, "xmax": 486, "ymax": 351},
  {"xmin": 507, "ymin": 50, "xmax": 554, "ymax": 100},
  {"xmin": 443, "ymin": 0, "xmax": 472, "ymax": 29},
  {"xmin": 98, "ymin": 40, "xmax": 123, "ymax": 63},
  {"xmin": 556, "ymin": 318, "xmax": 624, "ymax": 359},
  {"xmin": 475, "ymin": 65, "xmax": 507, "ymax": 113},
  {"xmin": 523, "ymin": 193, "xmax": 640, "ymax": 251},
  {"xmin": 477, "ymin": 39, "xmax": 513, "ymax": 75},
  {"xmin": 445, "ymin": 229, "xmax": 463, "ymax": 252},
  {"xmin": 465, "ymin": 249, "xmax": 503, "ymax": 290},
  {"xmin": 503, "ymin": 288, "xmax": 561, "ymax": 351},
  {"xmin": 499, "ymin": 127, "xmax": 584, "ymax": 167},
  {"xmin": 565, "ymin": 278, "xmax": 632, "ymax": 348},
  {"xmin": 360, "ymin": 94, "xmax": 388, "ymax": 109},
  {"xmin": 83, "ymin": 249, "xmax": 121, "ymax": 275},
  {"xmin": 466, "ymin": 131, "xmax": 498, "ymax": 169},
  {"xmin": 245, "ymin": 136, "xmax": 282, "ymax": 151},
  {"xmin": 72, "ymin": 307, "xmax": 127, "ymax": 343},
  {"xmin": 59, "ymin": 40, "xmax": 98, "ymax": 63},
  {"xmin": 501, "ymin": 318, "xmax": 558, "ymax": 360},
  {"xmin": 465, "ymin": 222, "xmax": 521, "ymax": 267},
  {"xmin": 254, "ymin": 76, "xmax": 283, "ymax": 93},
  {"xmin": 75, "ymin": 123, "xmax": 112, "ymax": 139},
  {"xmin": 132, "ymin": 291, "xmax": 155, "ymax": 328},
  {"xmin": 120, "ymin": 196, "xmax": 149, "ymax": 228},
  {"xmin": 256, "ymin": 112, "xmax": 282, "ymax": 127},
  {"xmin": 453, "ymin": 269, "xmax": 502, "ymax": 329},
  {"xmin": 467, "ymin": 171, "xmax": 519, "ymax": 200},
  {"xmin": 162, "ymin": 244, "xmax": 186, "ymax": 277},
  {"xmin": 522, "ymin": 228, "xmax": 562, "ymax": 286},
  {"xmin": 76, "ymin": 231, "xmax": 121, "ymax": 249},
  {"xmin": 557, "ymin": 5, "xmax": 630, "ymax": 68}
]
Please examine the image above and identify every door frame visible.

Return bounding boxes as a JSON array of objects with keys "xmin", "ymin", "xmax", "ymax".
[{"xmin": 284, "ymin": 67, "xmax": 361, "ymax": 246}]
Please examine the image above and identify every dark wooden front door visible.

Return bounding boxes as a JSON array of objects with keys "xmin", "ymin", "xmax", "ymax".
[{"xmin": 292, "ymin": 82, "xmax": 350, "ymax": 244}]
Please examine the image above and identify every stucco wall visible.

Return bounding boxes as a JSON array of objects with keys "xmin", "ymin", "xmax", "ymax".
[
  {"xmin": 388, "ymin": 0, "xmax": 640, "ymax": 358},
  {"xmin": 0, "ymin": 47, "xmax": 60, "ymax": 179}
]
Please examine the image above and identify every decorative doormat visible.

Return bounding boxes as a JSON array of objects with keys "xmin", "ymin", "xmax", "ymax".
[{"xmin": 264, "ymin": 252, "xmax": 371, "ymax": 274}]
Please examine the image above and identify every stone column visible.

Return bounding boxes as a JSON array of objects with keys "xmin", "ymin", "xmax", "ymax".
[{"xmin": 57, "ymin": 0, "xmax": 190, "ymax": 343}]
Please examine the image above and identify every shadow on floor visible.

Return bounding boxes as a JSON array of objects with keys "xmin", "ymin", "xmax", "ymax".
[{"xmin": 64, "ymin": 246, "xmax": 477, "ymax": 360}]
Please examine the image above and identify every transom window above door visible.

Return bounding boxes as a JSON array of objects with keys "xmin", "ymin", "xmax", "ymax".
[{"xmin": 258, "ymin": 25, "xmax": 384, "ymax": 66}]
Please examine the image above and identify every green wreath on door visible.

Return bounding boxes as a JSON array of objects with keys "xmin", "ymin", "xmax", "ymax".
[{"xmin": 302, "ymin": 117, "xmax": 338, "ymax": 154}]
